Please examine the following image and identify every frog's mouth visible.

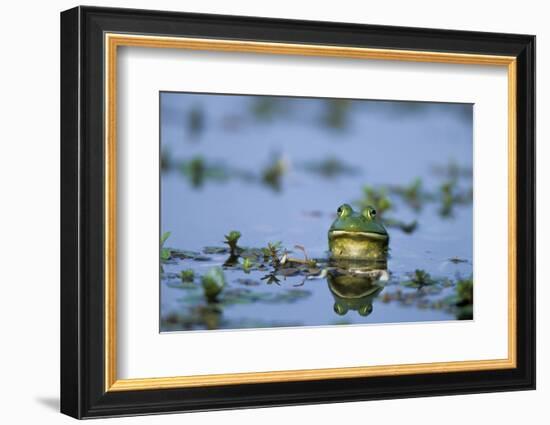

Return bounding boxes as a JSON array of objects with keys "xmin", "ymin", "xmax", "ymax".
[{"xmin": 329, "ymin": 230, "xmax": 388, "ymax": 241}]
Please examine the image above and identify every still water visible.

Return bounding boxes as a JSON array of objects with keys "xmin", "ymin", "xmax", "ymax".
[{"xmin": 160, "ymin": 92, "xmax": 473, "ymax": 332}]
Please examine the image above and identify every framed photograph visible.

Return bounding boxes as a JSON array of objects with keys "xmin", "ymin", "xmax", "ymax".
[{"xmin": 60, "ymin": 6, "xmax": 535, "ymax": 419}]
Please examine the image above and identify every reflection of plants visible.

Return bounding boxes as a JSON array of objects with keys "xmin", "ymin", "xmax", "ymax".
[
  {"xmin": 224, "ymin": 230, "xmax": 242, "ymax": 255},
  {"xmin": 261, "ymin": 272, "xmax": 281, "ymax": 286},
  {"xmin": 201, "ymin": 267, "xmax": 226, "ymax": 302}
]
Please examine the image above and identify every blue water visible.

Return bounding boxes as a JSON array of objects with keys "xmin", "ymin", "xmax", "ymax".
[{"xmin": 160, "ymin": 92, "xmax": 473, "ymax": 331}]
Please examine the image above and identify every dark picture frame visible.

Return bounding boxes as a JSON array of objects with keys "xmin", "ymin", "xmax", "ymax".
[{"xmin": 61, "ymin": 5, "xmax": 535, "ymax": 419}]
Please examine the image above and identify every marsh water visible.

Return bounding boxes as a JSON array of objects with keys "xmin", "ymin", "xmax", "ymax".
[{"xmin": 160, "ymin": 93, "xmax": 473, "ymax": 332}]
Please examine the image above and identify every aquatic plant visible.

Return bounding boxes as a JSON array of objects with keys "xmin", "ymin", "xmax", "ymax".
[
  {"xmin": 439, "ymin": 180, "xmax": 456, "ymax": 217},
  {"xmin": 323, "ymin": 99, "xmax": 351, "ymax": 130},
  {"xmin": 224, "ymin": 230, "xmax": 242, "ymax": 255},
  {"xmin": 455, "ymin": 277, "xmax": 473, "ymax": 305},
  {"xmin": 300, "ymin": 156, "xmax": 359, "ymax": 178},
  {"xmin": 251, "ymin": 97, "xmax": 284, "ymax": 121},
  {"xmin": 180, "ymin": 269, "xmax": 195, "ymax": 283},
  {"xmin": 160, "ymin": 232, "xmax": 171, "ymax": 261},
  {"xmin": 162, "ymin": 304, "xmax": 223, "ymax": 331},
  {"xmin": 389, "ymin": 177, "xmax": 425, "ymax": 211},
  {"xmin": 382, "ymin": 217, "xmax": 418, "ymax": 234},
  {"xmin": 241, "ymin": 257, "xmax": 254, "ymax": 274},
  {"xmin": 448, "ymin": 257, "xmax": 468, "ymax": 264},
  {"xmin": 179, "ymin": 156, "xmax": 230, "ymax": 188},
  {"xmin": 201, "ymin": 267, "xmax": 226, "ymax": 302},
  {"xmin": 261, "ymin": 155, "xmax": 287, "ymax": 192},
  {"xmin": 357, "ymin": 185, "xmax": 393, "ymax": 216},
  {"xmin": 432, "ymin": 160, "xmax": 472, "ymax": 181},
  {"xmin": 454, "ymin": 277, "xmax": 473, "ymax": 320},
  {"xmin": 160, "ymin": 148, "xmax": 172, "ymax": 171},
  {"xmin": 437, "ymin": 179, "xmax": 472, "ymax": 218},
  {"xmin": 401, "ymin": 269, "xmax": 437, "ymax": 288},
  {"xmin": 203, "ymin": 246, "xmax": 229, "ymax": 254},
  {"xmin": 284, "ymin": 245, "xmax": 317, "ymax": 268},
  {"xmin": 262, "ymin": 241, "xmax": 283, "ymax": 266},
  {"xmin": 187, "ymin": 105, "xmax": 204, "ymax": 137}
]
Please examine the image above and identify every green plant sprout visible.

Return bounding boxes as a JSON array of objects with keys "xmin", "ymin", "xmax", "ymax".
[
  {"xmin": 160, "ymin": 232, "xmax": 171, "ymax": 261},
  {"xmin": 401, "ymin": 269, "xmax": 437, "ymax": 288},
  {"xmin": 241, "ymin": 257, "xmax": 254, "ymax": 274},
  {"xmin": 180, "ymin": 269, "xmax": 195, "ymax": 283},
  {"xmin": 224, "ymin": 230, "xmax": 242, "ymax": 255},
  {"xmin": 201, "ymin": 267, "xmax": 226, "ymax": 302}
]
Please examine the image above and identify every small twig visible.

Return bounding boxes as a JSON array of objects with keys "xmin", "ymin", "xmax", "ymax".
[{"xmin": 294, "ymin": 244, "xmax": 309, "ymax": 261}]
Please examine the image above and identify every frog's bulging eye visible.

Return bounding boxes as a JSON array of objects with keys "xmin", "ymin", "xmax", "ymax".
[
  {"xmin": 337, "ymin": 204, "xmax": 352, "ymax": 218},
  {"xmin": 358, "ymin": 304, "xmax": 373, "ymax": 316},
  {"xmin": 334, "ymin": 303, "xmax": 348, "ymax": 316},
  {"xmin": 362, "ymin": 206, "xmax": 377, "ymax": 220}
]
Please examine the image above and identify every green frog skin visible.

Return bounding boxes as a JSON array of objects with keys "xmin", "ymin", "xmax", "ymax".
[{"xmin": 328, "ymin": 204, "xmax": 389, "ymax": 260}]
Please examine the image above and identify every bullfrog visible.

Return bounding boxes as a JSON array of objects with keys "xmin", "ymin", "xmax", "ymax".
[
  {"xmin": 328, "ymin": 204, "xmax": 389, "ymax": 260},
  {"xmin": 327, "ymin": 265, "xmax": 387, "ymax": 317}
]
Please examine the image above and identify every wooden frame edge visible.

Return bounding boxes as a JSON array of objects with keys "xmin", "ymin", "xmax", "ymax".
[{"xmin": 103, "ymin": 33, "xmax": 518, "ymax": 393}]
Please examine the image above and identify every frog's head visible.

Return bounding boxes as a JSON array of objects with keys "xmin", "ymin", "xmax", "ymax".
[{"xmin": 328, "ymin": 204, "xmax": 389, "ymax": 259}]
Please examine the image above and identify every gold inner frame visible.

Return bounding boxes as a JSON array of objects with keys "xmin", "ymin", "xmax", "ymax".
[{"xmin": 104, "ymin": 33, "xmax": 517, "ymax": 392}]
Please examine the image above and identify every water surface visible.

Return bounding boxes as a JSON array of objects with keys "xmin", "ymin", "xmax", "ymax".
[{"xmin": 160, "ymin": 93, "xmax": 473, "ymax": 332}]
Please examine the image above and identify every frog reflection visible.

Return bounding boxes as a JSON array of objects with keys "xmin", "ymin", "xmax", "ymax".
[{"xmin": 327, "ymin": 260, "xmax": 388, "ymax": 317}]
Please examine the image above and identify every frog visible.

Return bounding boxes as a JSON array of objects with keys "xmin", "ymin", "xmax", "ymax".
[
  {"xmin": 328, "ymin": 204, "xmax": 389, "ymax": 260},
  {"xmin": 327, "ymin": 266, "xmax": 387, "ymax": 317}
]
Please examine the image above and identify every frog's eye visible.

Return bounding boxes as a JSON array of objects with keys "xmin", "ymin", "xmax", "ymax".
[
  {"xmin": 334, "ymin": 302, "xmax": 348, "ymax": 316},
  {"xmin": 362, "ymin": 206, "xmax": 377, "ymax": 220},
  {"xmin": 358, "ymin": 304, "xmax": 373, "ymax": 317},
  {"xmin": 337, "ymin": 204, "xmax": 352, "ymax": 218}
]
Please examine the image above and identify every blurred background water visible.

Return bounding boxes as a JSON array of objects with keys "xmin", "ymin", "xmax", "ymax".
[{"xmin": 160, "ymin": 92, "xmax": 473, "ymax": 332}]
